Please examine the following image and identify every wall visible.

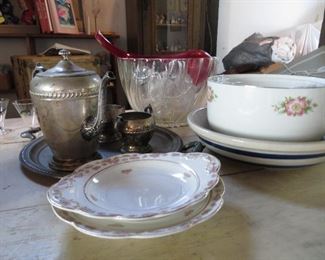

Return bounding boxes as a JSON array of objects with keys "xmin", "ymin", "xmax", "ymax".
[
  {"xmin": 217, "ymin": 0, "xmax": 325, "ymax": 71},
  {"xmin": 81, "ymin": 0, "xmax": 127, "ymax": 49},
  {"xmin": 0, "ymin": 0, "xmax": 127, "ymax": 65}
]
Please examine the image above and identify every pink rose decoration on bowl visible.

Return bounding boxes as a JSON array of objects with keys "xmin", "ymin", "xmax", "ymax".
[{"xmin": 273, "ymin": 96, "xmax": 318, "ymax": 116}]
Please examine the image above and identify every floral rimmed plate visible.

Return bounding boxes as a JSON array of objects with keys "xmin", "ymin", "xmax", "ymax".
[
  {"xmin": 188, "ymin": 108, "xmax": 325, "ymax": 167},
  {"xmin": 51, "ymin": 178, "xmax": 225, "ymax": 239},
  {"xmin": 47, "ymin": 152, "xmax": 221, "ymax": 219}
]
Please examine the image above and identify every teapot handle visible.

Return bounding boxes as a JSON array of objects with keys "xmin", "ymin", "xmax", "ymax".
[{"xmin": 32, "ymin": 63, "xmax": 46, "ymax": 78}]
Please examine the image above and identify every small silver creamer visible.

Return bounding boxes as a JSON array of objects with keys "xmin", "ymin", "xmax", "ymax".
[{"xmin": 29, "ymin": 49, "xmax": 114, "ymax": 172}]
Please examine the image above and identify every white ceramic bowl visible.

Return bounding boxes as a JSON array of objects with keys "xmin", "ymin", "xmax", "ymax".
[{"xmin": 207, "ymin": 74, "xmax": 325, "ymax": 141}]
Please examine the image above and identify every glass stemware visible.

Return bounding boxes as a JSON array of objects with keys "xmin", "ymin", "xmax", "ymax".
[
  {"xmin": 91, "ymin": 0, "xmax": 101, "ymax": 32},
  {"xmin": 0, "ymin": 98, "xmax": 11, "ymax": 135},
  {"xmin": 13, "ymin": 99, "xmax": 39, "ymax": 130},
  {"xmin": 13, "ymin": 99, "xmax": 40, "ymax": 140}
]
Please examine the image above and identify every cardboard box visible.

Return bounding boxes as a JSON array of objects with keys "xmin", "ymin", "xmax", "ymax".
[{"xmin": 11, "ymin": 55, "xmax": 101, "ymax": 99}]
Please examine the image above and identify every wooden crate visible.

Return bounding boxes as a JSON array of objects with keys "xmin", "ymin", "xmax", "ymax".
[
  {"xmin": 0, "ymin": 24, "xmax": 40, "ymax": 34},
  {"xmin": 11, "ymin": 55, "xmax": 101, "ymax": 100}
]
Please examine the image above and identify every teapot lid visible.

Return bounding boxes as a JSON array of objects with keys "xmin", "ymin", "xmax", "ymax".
[{"xmin": 35, "ymin": 49, "xmax": 97, "ymax": 77}]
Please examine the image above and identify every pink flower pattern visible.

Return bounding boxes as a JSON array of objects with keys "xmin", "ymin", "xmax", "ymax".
[
  {"xmin": 273, "ymin": 96, "xmax": 317, "ymax": 116},
  {"xmin": 207, "ymin": 87, "xmax": 217, "ymax": 102},
  {"xmin": 57, "ymin": 6, "xmax": 70, "ymax": 22}
]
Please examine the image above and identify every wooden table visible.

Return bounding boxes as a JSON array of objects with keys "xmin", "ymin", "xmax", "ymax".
[{"xmin": 1, "ymin": 118, "xmax": 325, "ymax": 260}]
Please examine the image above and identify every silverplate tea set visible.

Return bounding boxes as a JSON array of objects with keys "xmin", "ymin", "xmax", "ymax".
[
  {"xmin": 30, "ymin": 49, "xmax": 155, "ymax": 172},
  {"xmin": 26, "ymin": 48, "xmax": 224, "ymax": 239}
]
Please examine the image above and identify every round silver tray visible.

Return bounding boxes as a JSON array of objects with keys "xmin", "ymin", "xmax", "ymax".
[{"xmin": 19, "ymin": 127, "xmax": 183, "ymax": 179}]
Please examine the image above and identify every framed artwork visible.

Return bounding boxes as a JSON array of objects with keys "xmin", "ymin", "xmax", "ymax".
[
  {"xmin": 71, "ymin": 0, "xmax": 85, "ymax": 33},
  {"xmin": 47, "ymin": 0, "xmax": 79, "ymax": 34}
]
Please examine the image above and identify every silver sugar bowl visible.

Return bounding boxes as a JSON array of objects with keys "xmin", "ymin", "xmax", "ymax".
[
  {"xmin": 30, "ymin": 49, "xmax": 113, "ymax": 172},
  {"xmin": 115, "ymin": 106, "xmax": 155, "ymax": 153}
]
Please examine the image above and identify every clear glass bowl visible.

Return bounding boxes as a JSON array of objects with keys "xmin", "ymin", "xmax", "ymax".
[{"xmin": 117, "ymin": 57, "xmax": 217, "ymax": 127}]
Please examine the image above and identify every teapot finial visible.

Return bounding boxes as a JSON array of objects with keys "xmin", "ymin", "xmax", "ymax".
[{"xmin": 59, "ymin": 49, "xmax": 71, "ymax": 60}]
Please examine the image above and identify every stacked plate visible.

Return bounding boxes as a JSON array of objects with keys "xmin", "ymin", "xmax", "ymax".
[
  {"xmin": 188, "ymin": 107, "xmax": 325, "ymax": 167},
  {"xmin": 47, "ymin": 152, "xmax": 224, "ymax": 239}
]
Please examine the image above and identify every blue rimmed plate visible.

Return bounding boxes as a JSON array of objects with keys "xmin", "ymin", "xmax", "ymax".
[{"xmin": 188, "ymin": 107, "xmax": 325, "ymax": 167}]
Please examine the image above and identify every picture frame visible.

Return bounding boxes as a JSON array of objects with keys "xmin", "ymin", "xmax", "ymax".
[
  {"xmin": 71, "ymin": 0, "xmax": 85, "ymax": 33},
  {"xmin": 47, "ymin": 0, "xmax": 79, "ymax": 34}
]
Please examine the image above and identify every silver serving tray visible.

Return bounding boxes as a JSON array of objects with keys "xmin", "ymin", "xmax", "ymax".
[{"xmin": 19, "ymin": 127, "xmax": 183, "ymax": 179}]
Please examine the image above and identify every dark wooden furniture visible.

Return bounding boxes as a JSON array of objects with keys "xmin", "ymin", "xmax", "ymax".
[
  {"xmin": 126, "ymin": 0, "xmax": 218, "ymax": 55},
  {"xmin": 0, "ymin": 32, "xmax": 119, "ymax": 55}
]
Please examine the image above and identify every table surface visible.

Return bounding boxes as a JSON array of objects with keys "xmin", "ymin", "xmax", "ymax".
[{"xmin": 1, "ymin": 118, "xmax": 325, "ymax": 260}]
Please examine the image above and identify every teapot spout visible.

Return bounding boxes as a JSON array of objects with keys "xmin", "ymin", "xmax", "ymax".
[{"xmin": 80, "ymin": 71, "xmax": 116, "ymax": 140}]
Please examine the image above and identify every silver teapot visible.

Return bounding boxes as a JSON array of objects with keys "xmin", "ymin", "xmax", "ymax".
[{"xmin": 30, "ymin": 49, "xmax": 114, "ymax": 172}]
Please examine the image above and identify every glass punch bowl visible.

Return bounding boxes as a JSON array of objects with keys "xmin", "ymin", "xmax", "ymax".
[{"xmin": 117, "ymin": 57, "xmax": 216, "ymax": 127}]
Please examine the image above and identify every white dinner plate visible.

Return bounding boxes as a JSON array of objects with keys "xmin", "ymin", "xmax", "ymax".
[
  {"xmin": 187, "ymin": 107, "xmax": 325, "ymax": 167},
  {"xmin": 51, "ymin": 178, "xmax": 225, "ymax": 239},
  {"xmin": 47, "ymin": 152, "xmax": 221, "ymax": 219}
]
